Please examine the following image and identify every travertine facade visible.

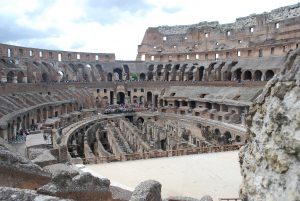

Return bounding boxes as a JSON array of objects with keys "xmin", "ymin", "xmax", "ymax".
[{"xmin": 0, "ymin": 2, "xmax": 299, "ymax": 201}]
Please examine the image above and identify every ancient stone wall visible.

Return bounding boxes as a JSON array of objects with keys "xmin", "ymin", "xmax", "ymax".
[
  {"xmin": 137, "ymin": 3, "xmax": 300, "ymax": 62},
  {"xmin": 239, "ymin": 49, "xmax": 300, "ymax": 201}
]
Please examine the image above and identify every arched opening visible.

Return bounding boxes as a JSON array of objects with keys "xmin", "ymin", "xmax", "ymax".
[
  {"xmin": 147, "ymin": 72, "xmax": 153, "ymax": 81},
  {"xmin": 181, "ymin": 64, "xmax": 188, "ymax": 81},
  {"xmin": 42, "ymin": 72, "xmax": 49, "ymax": 82},
  {"xmin": 243, "ymin": 70, "xmax": 252, "ymax": 80},
  {"xmin": 165, "ymin": 64, "xmax": 172, "ymax": 81},
  {"xmin": 17, "ymin": 71, "xmax": 25, "ymax": 83},
  {"xmin": 113, "ymin": 68, "xmax": 123, "ymax": 81},
  {"xmin": 117, "ymin": 92, "xmax": 125, "ymax": 105},
  {"xmin": 107, "ymin": 73, "xmax": 112, "ymax": 81},
  {"xmin": 265, "ymin": 70, "xmax": 274, "ymax": 81},
  {"xmin": 214, "ymin": 129, "xmax": 221, "ymax": 141},
  {"xmin": 224, "ymin": 71, "xmax": 232, "ymax": 81},
  {"xmin": 224, "ymin": 131, "xmax": 232, "ymax": 144},
  {"xmin": 253, "ymin": 70, "xmax": 262, "ymax": 81},
  {"xmin": 235, "ymin": 135, "xmax": 241, "ymax": 142},
  {"xmin": 123, "ymin": 65, "xmax": 130, "ymax": 80},
  {"xmin": 156, "ymin": 64, "xmax": 163, "ymax": 80},
  {"xmin": 140, "ymin": 73, "xmax": 146, "ymax": 81},
  {"xmin": 147, "ymin": 91, "xmax": 152, "ymax": 106},
  {"xmin": 199, "ymin": 66, "xmax": 204, "ymax": 81},
  {"xmin": 7, "ymin": 71, "xmax": 14, "ymax": 83},
  {"xmin": 148, "ymin": 64, "xmax": 154, "ymax": 72},
  {"xmin": 42, "ymin": 108, "xmax": 47, "ymax": 120},
  {"xmin": 133, "ymin": 96, "xmax": 138, "ymax": 104},
  {"xmin": 234, "ymin": 68, "xmax": 242, "ymax": 80},
  {"xmin": 187, "ymin": 66, "xmax": 195, "ymax": 81},
  {"xmin": 139, "ymin": 96, "xmax": 144, "ymax": 106}
]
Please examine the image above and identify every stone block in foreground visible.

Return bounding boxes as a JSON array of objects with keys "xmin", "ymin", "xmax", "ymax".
[
  {"xmin": 38, "ymin": 171, "xmax": 112, "ymax": 201},
  {"xmin": 130, "ymin": 180, "xmax": 162, "ymax": 201}
]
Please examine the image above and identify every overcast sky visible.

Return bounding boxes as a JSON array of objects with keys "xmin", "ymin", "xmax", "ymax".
[{"xmin": 0, "ymin": 0, "xmax": 299, "ymax": 60}]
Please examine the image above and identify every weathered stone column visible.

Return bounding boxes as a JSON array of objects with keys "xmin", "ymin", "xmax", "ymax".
[{"xmin": 12, "ymin": 76, "xmax": 18, "ymax": 83}]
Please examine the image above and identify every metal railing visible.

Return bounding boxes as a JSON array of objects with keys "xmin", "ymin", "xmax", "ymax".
[{"xmin": 74, "ymin": 144, "xmax": 244, "ymax": 165}]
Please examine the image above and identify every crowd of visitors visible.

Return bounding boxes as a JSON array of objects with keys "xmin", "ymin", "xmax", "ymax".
[{"xmin": 103, "ymin": 104, "xmax": 135, "ymax": 114}]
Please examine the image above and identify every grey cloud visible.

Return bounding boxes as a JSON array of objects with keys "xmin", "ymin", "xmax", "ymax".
[
  {"xmin": 84, "ymin": 0, "xmax": 154, "ymax": 24},
  {"xmin": 0, "ymin": 16, "xmax": 55, "ymax": 42}
]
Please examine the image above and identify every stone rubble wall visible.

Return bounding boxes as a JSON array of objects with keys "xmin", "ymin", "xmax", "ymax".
[{"xmin": 239, "ymin": 48, "xmax": 300, "ymax": 201}]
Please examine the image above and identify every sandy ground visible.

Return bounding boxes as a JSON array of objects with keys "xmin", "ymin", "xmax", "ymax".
[{"xmin": 82, "ymin": 151, "xmax": 241, "ymax": 200}]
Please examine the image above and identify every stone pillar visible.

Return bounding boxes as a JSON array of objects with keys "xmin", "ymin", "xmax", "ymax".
[
  {"xmin": 12, "ymin": 123, "xmax": 17, "ymax": 139},
  {"xmin": 152, "ymin": 96, "xmax": 155, "ymax": 109},
  {"xmin": 23, "ymin": 76, "xmax": 28, "ymax": 83},
  {"xmin": 12, "ymin": 76, "xmax": 18, "ymax": 83},
  {"xmin": 126, "ymin": 95, "xmax": 130, "ymax": 104},
  {"xmin": 113, "ymin": 95, "xmax": 117, "ymax": 105},
  {"xmin": 262, "ymin": 73, "xmax": 266, "ymax": 81},
  {"xmin": 1, "ymin": 76, "xmax": 7, "ymax": 83},
  {"xmin": 0, "ymin": 128, "xmax": 8, "ymax": 140}
]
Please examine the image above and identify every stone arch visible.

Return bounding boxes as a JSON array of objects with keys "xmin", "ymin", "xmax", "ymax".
[
  {"xmin": 215, "ymin": 62, "xmax": 225, "ymax": 81},
  {"xmin": 224, "ymin": 131, "xmax": 232, "ymax": 144},
  {"xmin": 107, "ymin": 73, "xmax": 112, "ymax": 81},
  {"xmin": 243, "ymin": 70, "xmax": 252, "ymax": 80},
  {"xmin": 165, "ymin": 64, "xmax": 172, "ymax": 81},
  {"xmin": 207, "ymin": 62, "xmax": 217, "ymax": 81},
  {"xmin": 123, "ymin": 65, "xmax": 130, "ymax": 80},
  {"xmin": 265, "ymin": 70, "xmax": 274, "ymax": 81},
  {"xmin": 42, "ymin": 72, "xmax": 49, "ymax": 82},
  {"xmin": 95, "ymin": 64, "xmax": 104, "ymax": 81},
  {"xmin": 139, "ymin": 73, "xmax": 146, "ymax": 81},
  {"xmin": 198, "ymin": 66, "xmax": 204, "ymax": 81},
  {"xmin": 253, "ymin": 70, "xmax": 262, "ymax": 81},
  {"xmin": 181, "ymin": 64, "xmax": 188, "ymax": 81},
  {"xmin": 187, "ymin": 66, "xmax": 196, "ymax": 81},
  {"xmin": 156, "ymin": 64, "xmax": 163, "ymax": 80},
  {"xmin": 147, "ymin": 91, "xmax": 152, "ymax": 106},
  {"xmin": 147, "ymin": 72, "xmax": 153, "ymax": 81},
  {"xmin": 113, "ymin": 68, "xmax": 122, "ymax": 81},
  {"xmin": 17, "ymin": 71, "xmax": 25, "ymax": 83},
  {"xmin": 117, "ymin": 92, "xmax": 125, "ymax": 105},
  {"xmin": 234, "ymin": 68, "xmax": 242, "ymax": 80},
  {"xmin": 223, "ymin": 61, "xmax": 238, "ymax": 81},
  {"xmin": 235, "ymin": 135, "xmax": 241, "ymax": 142},
  {"xmin": 7, "ymin": 71, "xmax": 14, "ymax": 83},
  {"xmin": 133, "ymin": 96, "xmax": 138, "ymax": 104},
  {"xmin": 170, "ymin": 64, "xmax": 179, "ymax": 81}
]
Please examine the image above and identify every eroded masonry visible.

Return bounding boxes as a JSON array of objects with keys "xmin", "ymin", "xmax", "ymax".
[{"xmin": 0, "ymin": 3, "xmax": 299, "ymax": 201}]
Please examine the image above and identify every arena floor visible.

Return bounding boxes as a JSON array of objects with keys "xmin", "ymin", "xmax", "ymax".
[{"xmin": 81, "ymin": 151, "xmax": 241, "ymax": 200}]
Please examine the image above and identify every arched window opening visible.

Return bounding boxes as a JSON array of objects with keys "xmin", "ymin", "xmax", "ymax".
[
  {"xmin": 243, "ymin": 70, "xmax": 252, "ymax": 80},
  {"xmin": 265, "ymin": 70, "xmax": 274, "ymax": 81}
]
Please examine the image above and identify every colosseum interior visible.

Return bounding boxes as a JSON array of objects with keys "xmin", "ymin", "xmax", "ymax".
[{"xmin": 0, "ymin": 2, "xmax": 299, "ymax": 201}]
